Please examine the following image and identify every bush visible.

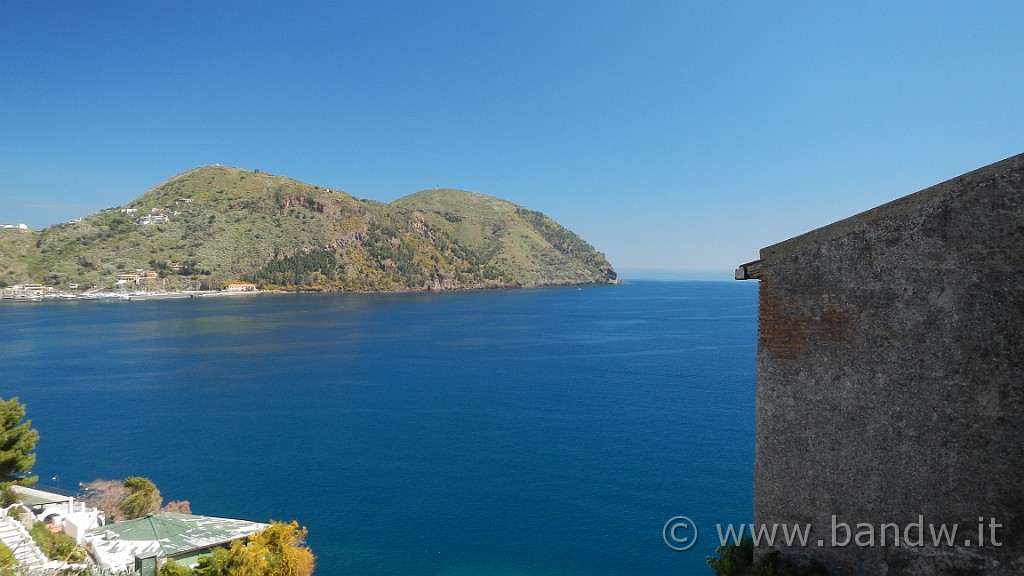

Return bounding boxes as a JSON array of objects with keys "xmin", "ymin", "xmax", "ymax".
[
  {"xmin": 0, "ymin": 488, "xmax": 20, "ymax": 508},
  {"xmin": 29, "ymin": 522, "xmax": 87, "ymax": 562},
  {"xmin": 162, "ymin": 500, "xmax": 192, "ymax": 514},
  {"xmin": 707, "ymin": 536, "xmax": 754, "ymax": 574},
  {"xmin": 161, "ymin": 558, "xmax": 195, "ymax": 576},
  {"xmin": 0, "ymin": 541, "xmax": 17, "ymax": 576},
  {"xmin": 707, "ymin": 538, "xmax": 830, "ymax": 576},
  {"xmin": 81, "ymin": 479, "xmax": 130, "ymax": 522}
]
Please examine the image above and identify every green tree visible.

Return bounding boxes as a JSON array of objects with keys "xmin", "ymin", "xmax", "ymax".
[
  {"xmin": 0, "ymin": 397, "xmax": 38, "ymax": 490},
  {"xmin": 120, "ymin": 476, "xmax": 162, "ymax": 519}
]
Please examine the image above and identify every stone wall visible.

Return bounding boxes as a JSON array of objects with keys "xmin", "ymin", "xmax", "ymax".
[{"xmin": 741, "ymin": 153, "xmax": 1024, "ymax": 575}]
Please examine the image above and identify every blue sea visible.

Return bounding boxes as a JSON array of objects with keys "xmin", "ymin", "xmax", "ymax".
[{"xmin": 1, "ymin": 280, "xmax": 757, "ymax": 575}]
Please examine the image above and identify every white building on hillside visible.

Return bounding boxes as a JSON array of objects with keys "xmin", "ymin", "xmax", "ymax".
[{"xmin": 9, "ymin": 485, "xmax": 105, "ymax": 543}]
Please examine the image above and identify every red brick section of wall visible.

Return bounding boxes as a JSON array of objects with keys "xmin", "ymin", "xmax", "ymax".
[
  {"xmin": 757, "ymin": 267, "xmax": 804, "ymax": 360},
  {"xmin": 757, "ymin": 268, "xmax": 853, "ymax": 361}
]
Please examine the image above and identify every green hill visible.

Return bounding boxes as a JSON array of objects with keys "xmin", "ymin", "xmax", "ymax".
[
  {"xmin": 0, "ymin": 166, "xmax": 618, "ymax": 292},
  {"xmin": 393, "ymin": 188, "xmax": 617, "ymax": 287}
]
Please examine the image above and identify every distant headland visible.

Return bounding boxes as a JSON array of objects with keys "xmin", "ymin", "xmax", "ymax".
[{"xmin": 0, "ymin": 165, "xmax": 618, "ymax": 294}]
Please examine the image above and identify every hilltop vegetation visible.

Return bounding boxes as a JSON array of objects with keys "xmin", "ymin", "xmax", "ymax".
[{"xmin": 0, "ymin": 166, "xmax": 617, "ymax": 292}]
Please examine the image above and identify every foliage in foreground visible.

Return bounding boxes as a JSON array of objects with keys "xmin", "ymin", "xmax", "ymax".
[
  {"xmin": 0, "ymin": 542, "xmax": 16, "ymax": 576},
  {"xmin": 29, "ymin": 522, "xmax": 87, "ymax": 562},
  {"xmin": 707, "ymin": 537, "xmax": 831, "ymax": 576},
  {"xmin": 0, "ymin": 397, "xmax": 39, "ymax": 490},
  {"xmin": 160, "ymin": 521, "xmax": 315, "ymax": 576}
]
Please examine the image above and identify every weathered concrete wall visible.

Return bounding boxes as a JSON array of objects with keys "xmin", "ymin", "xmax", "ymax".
[{"xmin": 746, "ymin": 153, "xmax": 1024, "ymax": 575}]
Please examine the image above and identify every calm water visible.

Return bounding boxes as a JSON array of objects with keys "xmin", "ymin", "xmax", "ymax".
[{"xmin": 1, "ymin": 281, "xmax": 757, "ymax": 575}]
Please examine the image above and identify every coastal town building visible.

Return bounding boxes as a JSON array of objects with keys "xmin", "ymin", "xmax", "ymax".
[
  {"xmin": 0, "ymin": 483, "xmax": 269, "ymax": 575},
  {"xmin": 138, "ymin": 214, "xmax": 169, "ymax": 225},
  {"xmin": 1, "ymin": 284, "xmax": 54, "ymax": 300},
  {"xmin": 84, "ymin": 513, "xmax": 267, "ymax": 575},
  {"xmin": 0, "ymin": 485, "xmax": 105, "ymax": 573},
  {"xmin": 224, "ymin": 282, "xmax": 257, "ymax": 292},
  {"xmin": 8, "ymin": 484, "xmax": 106, "ymax": 543}
]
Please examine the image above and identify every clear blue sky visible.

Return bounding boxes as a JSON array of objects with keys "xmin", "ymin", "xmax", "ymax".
[{"xmin": 2, "ymin": 1, "xmax": 1022, "ymax": 277}]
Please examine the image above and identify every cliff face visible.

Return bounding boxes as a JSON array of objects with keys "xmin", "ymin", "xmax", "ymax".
[
  {"xmin": 740, "ymin": 153, "xmax": 1024, "ymax": 575},
  {"xmin": 0, "ymin": 166, "xmax": 617, "ymax": 291}
]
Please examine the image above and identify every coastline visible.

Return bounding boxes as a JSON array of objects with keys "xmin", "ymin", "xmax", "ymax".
[
  {"xmin": 0, "ymin": 276, "xmax": 618, "ymax": 303},
  {"xmin": 0, "ymin": 289, "xmax": 277, "ymax": 303},
  {"xmin": 0, "ymin": 278, "xmax": 625, "ymax": 304}
]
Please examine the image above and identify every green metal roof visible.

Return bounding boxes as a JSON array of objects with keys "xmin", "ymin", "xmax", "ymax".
[{"xmin": 86, "ymin": 513, "xmax": 267, "ymax": 561}]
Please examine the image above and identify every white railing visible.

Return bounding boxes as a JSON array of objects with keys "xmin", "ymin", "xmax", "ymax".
[{"xmin": 0, "ymin": 514, "xmax": 48, "ymax": 570}]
